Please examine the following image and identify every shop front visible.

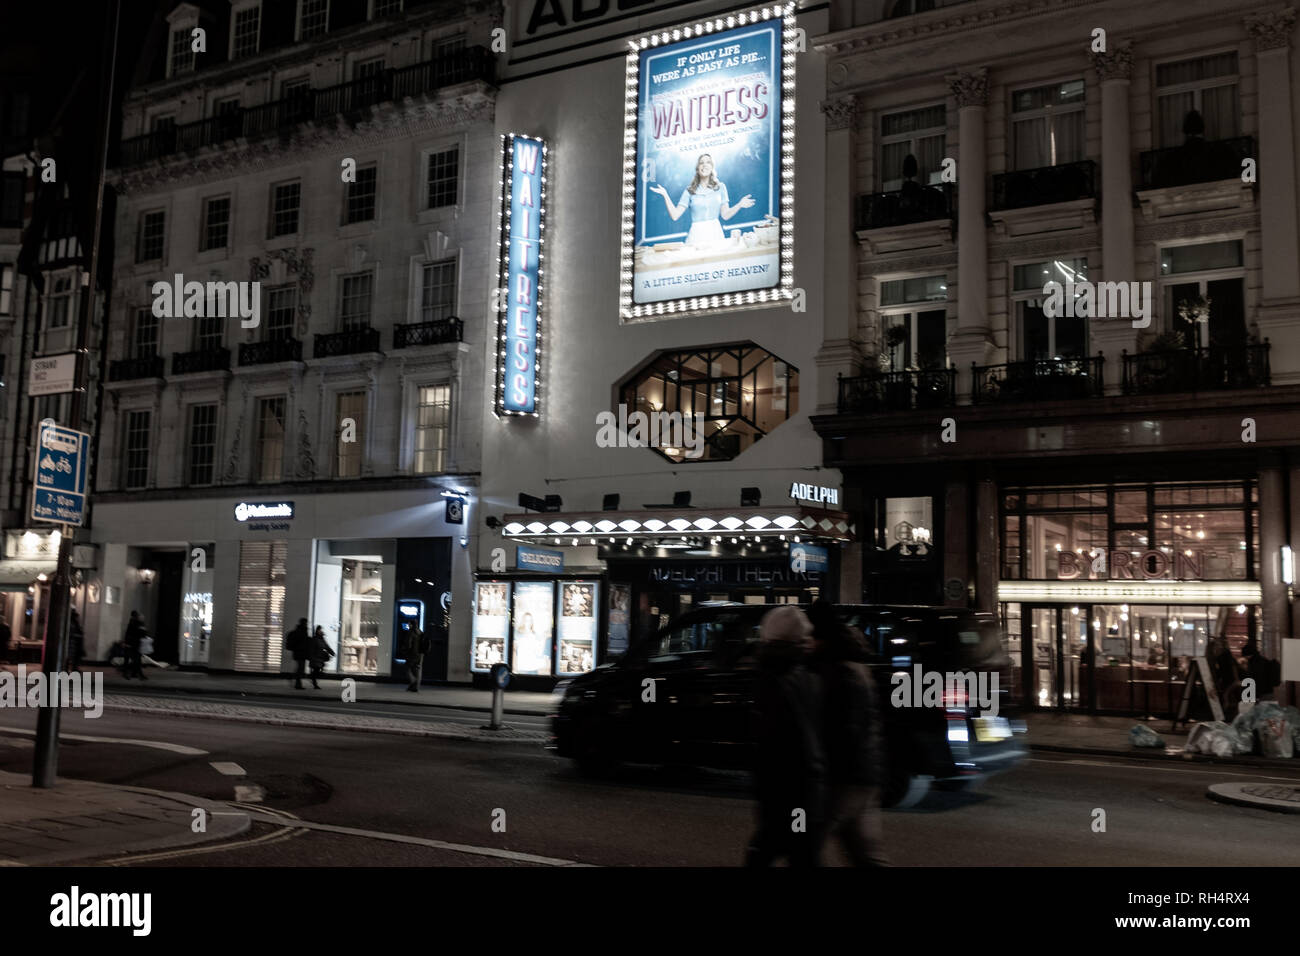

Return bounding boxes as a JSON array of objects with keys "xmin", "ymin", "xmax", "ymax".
[
  {"xmin": 485, "ymin": 502, "xmax": 854, "ymax": 684},
  {"xmin": 89, "ymin": 483, "xmax": 475, "ymax": 680},
  {"xmin": 998, "ymin": 480, "xmax": 1262, "ymax": 717}
]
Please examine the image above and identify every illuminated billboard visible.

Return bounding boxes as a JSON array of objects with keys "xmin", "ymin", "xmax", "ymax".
[
  {"xmin": 495, "ymin": 133, "xmax": 547, "ymax": 417},
  {"xmin": 620, "ymin": 5, "xmax": 795, "ymax": 321}
]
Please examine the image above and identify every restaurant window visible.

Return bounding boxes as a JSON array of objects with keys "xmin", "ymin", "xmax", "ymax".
[
  {"xmin": 255, "ymin": 396, "xmax": 286, "ymax": 483},
  {"xmin": 879, "ymin": 275, "xmax": 947, "ymax": 370},
  {"xmin": 187, "ymin": 403, "xmax": 218, "ymax": 486},
  {"xmin": 335, "ymin": 390, "xmax": 366, "ymax": 478},
  {"xmin": 879, "ymin": 104, "xmax": 945, "ymax": 191},
  {"xmin": 1012, "ymin": 258, "xmax": 1088, "ymax": 360},
  {"xmin": 617, "ymin": 342, "xmax": 798, "ymax": 463},
  {"xmin": 1156, "ymin": 52, "xmax": 1238, "ymax": 147},
  {"xmin": 264, "ymin": 286, "xmax": 296, "ymax": 341},
  {"xmin": 1011, "ymin": 79, "xmax": 1085, "ymax": 170},
  {"xmin": 413, "ymin": 384, "xmax": 450, "ymax": 474},
  {"xmin": 123, "ymin": 410, "xmax": 151, "ymax": 490},
  {"xmin": 1158, "ymin": 240, "xmax": 1245, "ymax": 348}
]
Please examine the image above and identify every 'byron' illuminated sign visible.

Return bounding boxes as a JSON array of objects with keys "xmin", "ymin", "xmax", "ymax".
[
  {"xmin": 1057, "ymin": 549, "xmax": 1204, "ymax": 580},
  {"xmin": 495, "ymin": 134, "xmax": 547, "ymax": 417}
]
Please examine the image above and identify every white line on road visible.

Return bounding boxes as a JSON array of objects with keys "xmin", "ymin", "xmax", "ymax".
[
  {"xmin": 209, "ymin": 761, "xmax": 246, "ymax": 776},
  {"xmin": 1030, "ymin": 757, "xmax": 1300, "ymax": 782},
  {"xmin": 0, "ymin": 725, "xmax": 207, "ymax": 755},
  {"xmin": 239, "ymin": 807, "xmax": 591, "ymax": 866}
]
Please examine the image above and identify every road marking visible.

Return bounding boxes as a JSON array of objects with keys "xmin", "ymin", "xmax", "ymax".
[
  {"xmin": 210, "ymin": 761, "xmax": 246, "ymax": 776},
  {"xmin": 1029, "ymin": 757, "xmax": 1300, "ymax": 782},
  {"xmin": 233, "ymin": 784, "xmax": 265, "ymax": 803},
  {"xmin": 239, "ymin": 807, "xmax": 591, "ymax": 866},
  {"xmin": 0, "ymin": 725, "xmax": 207, "ymax": 755}
]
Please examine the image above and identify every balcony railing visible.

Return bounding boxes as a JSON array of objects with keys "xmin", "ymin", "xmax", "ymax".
[
  {"xmin": 117, "ymin": 47, "xmax": 494, "ymax": 167},
  {"xmin": 394, "ymin": 316, "xmax": 464, "ymax": 349},
  {"xmin": 837, "ymin": 368, "xmax": 957, "ymax": 413},
  {"xmin": 239, "ymin": 337, "xmax": 302, "ymax": 366},
  {"xmin": 973, "ymin": 355, "xmax": 1104, "ymax": 404},
  {"xmin": 108, "ymin": 354, "xmax": 164, "ymax": 381},
  {"xmin": 315, "ymin": 327, "xmax": 381, "ymax": 358},
  {"xmin": 992, "ymin": 160, "xmax": 1097, "ymax": 210},
  {"xmin": 172, "ymin": 346, "xmax": 230, "ymax": 375},
  {"xmin": 1138, "ymin": 136, "xmax": 1255, "ymax": 190},
  {"xmin": 855, "ymin": 182, "xmax": 954, "ymax": 230},
  {"xmin": 1122, "ymin": 342, "xmax": 1270, "ymax": 395}
]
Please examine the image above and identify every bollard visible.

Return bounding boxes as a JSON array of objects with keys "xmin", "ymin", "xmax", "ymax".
[{"xmin": 485, "ymin": 663, "xmax": 511, "ymax": 731}]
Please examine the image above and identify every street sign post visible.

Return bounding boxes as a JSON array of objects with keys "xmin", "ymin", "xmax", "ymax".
[
  {"xmin": 31, "ymin": 422, "xmax": 90, "ymax": 527},
  {"xmin": 28, "ymin": 353, "xmax": 78, "ymax": 396}
]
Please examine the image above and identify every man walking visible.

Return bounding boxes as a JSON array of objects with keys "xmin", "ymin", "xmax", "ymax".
[
  {"xmin": 808, "ymin": 600, "xmax": 888, "ymax": 866},
  {"xmin": 287, "ymin": 618, "xmax": 310, "ymax": 690},
  {"xmin": 123, "ymin": 611, "xmax": 147, "ymax": 680},
  {"xmin": 405, "ymin": 622, "xmax": 428, "ymax": 692},
  {"xmin": 745, "ymin": 605, "xmax": 825, "ymax": 867}
]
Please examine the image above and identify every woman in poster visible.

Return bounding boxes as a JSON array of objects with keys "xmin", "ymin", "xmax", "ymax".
[
  {"xmin": 650, "ymin": 154, "xmax": 755, "ymax": 248},
  {"xmin": 516, "ymin": 611, "xmax": 552, "ymax": 674}
]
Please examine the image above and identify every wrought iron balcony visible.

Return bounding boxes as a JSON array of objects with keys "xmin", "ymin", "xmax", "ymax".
[
  {"xmin": 394, "ymin": 316, "xmax": 464, "ymax": 349},
  {"xmin": 992, "ymin": 160, "xmax": 1097, "ymax": 210},
  {"xmin": 108, "ymin": 354, "xmax": 164, "ymax": 381},
  {"xmin": 239, "ymin": 337, "xmax": 302, "ymax": 366},
  {"xmin": 116, "ymin": 47, "xmax": 495, "ymax": 167},
  {"xmin": 855, "ymin": 182, "xmax": 954, "ymax": 230},
  {"xmin": 314, "ymin": 327, "xmax": 381, "ymax": 358},
  {"xmin": 172, "ymin": 346, "xmax": 230, "ymax": 375},
  {"xmin": 1138, "ymin": 136, "xmax": 1255, "ymax": 190},
  {"xmin": 1122, "ymin": 342, "xmax": 1270, "ymax": 395},
  {"xmin": 837, "ymin": 368, "xmax": 957, "ymax": 413},
  {"xmin": 973, "ymin": 354, "xmax": 1104, "ymax": 404}
]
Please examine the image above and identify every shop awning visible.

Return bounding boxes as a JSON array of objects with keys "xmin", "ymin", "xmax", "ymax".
[
  {"xmin": 0, "ymin": 560, "xmax": 58, "ymax": 591},
  {"xmin": 500, "ymin": 506, "xmax": 855, "ymax": 543},
  {"xmin": 998, "ymin": 580, "xmax": 1262, "ymax": 604}
]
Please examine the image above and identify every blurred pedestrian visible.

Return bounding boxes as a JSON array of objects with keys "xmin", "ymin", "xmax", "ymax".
[
  {"xmin": 286, "ymin": 618, "xmax": 310, "ymax": 689},
  {"xmin": 68, "ymin": 608, "xmax": 85, "ymax": 673},
  {"xmin": 123, "ymin": 611, "xmax": 147, "ymax": 680},
  {"xmin": 0, "ymin": 616, "xmax": 11, "ymax": 662},
  {"xmin": 404, "ymin": 622, "xmax": 429, "ymax": 692},
  {"xmin": 308, "ymin": 625, "xmax": 333, "ymax": 689},
  {"xmin": 1209, "ymin": 637, "xmax": 1243, "ymax": 719},
  {"xmin": 745, "ymin": 605, "xmax": 825, "ymax": 867},
  {"xmin": 807, "ymin": 599, "xmax": 888, "ymax": 867},
  {"xmin": 1242, "ymin": 639, "xmax": 1280, "ymax": 701}
]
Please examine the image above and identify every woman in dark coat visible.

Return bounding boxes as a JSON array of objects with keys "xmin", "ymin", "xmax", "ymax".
[
  {"xmin": 745, "ymin": 605, "xmax": 825, "ymax": 867},
  {"xmin": 807, "ymin": 600, "xmax": 888, "ymax": 866},
  {"xmin": 308, "ymin": 626, "xmax": 333, "ymax": 690},
  {"xmin": 287, "ymin": 618, "xmax": 310, "ymax": 689}
]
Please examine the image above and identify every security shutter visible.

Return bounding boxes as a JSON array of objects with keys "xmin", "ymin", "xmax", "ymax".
[{"xmin": 234, "ymin": 540, "xmax": 287, "ymax": 671}]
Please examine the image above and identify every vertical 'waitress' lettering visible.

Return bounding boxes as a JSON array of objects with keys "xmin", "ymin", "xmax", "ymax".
[{"xmin": 499, "ymin": 135, "xmax": 546, "ymax": 415}]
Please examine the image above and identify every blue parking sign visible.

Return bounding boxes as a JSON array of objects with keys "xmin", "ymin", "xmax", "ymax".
[{"xmin": 31, "ymin": 422, "xmax": 90, "ymax": 527}]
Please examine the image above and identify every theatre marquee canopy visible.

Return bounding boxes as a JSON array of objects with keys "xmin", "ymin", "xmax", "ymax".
[{"xmin": 501, "ymin": 506, "xmax": 855, "ymax": 543}]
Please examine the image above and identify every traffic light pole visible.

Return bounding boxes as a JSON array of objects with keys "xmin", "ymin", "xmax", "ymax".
[{"xmin": 32, "ymin": 0, "xmax": 121, "ymax": 788}]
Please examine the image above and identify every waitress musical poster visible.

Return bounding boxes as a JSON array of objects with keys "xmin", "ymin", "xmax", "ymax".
[{"xmin": 629, "ymin": 15, "xmax": 786, "ymax": 307}]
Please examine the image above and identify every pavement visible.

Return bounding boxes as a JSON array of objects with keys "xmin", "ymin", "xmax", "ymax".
[{"xmin": 3, "ymin": 662, "xmax": 1300, "ymax": 865}]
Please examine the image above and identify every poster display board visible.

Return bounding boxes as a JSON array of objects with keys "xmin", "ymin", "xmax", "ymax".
[
  {"xmin": 511, "ymin": 581, "xmax": 556, "ymax": 676},
  {"xmin": 471, "ymin": 582, "xmax": 510, "ymax": 673},
  {"xmin": 557, "ymin": 581, "xmax": 599, "ymax": 675}
]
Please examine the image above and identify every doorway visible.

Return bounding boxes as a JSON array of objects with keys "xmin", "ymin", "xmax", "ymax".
[{"xmin": 1024, "ymin": 605, "xmax": 1092, "ymax": 710}]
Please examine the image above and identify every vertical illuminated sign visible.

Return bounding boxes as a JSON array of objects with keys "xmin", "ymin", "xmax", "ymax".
[{"xmin": 495, "ymin": 134, "xmax": 547, "ymax": 417}]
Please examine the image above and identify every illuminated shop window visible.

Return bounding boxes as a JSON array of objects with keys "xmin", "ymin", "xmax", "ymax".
[{"xmin": 617, "ymin": 342, "xmax": 798, "ymax": 464}]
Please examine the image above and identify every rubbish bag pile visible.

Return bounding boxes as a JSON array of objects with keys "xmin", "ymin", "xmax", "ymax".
[
  {"xmin": 1129, "ymin": 724, "xmax": 1166, "ymax": 748},
  {"xmin": 1182, "ymin": 701, "xmax": 1300, "ymax": 758}
]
